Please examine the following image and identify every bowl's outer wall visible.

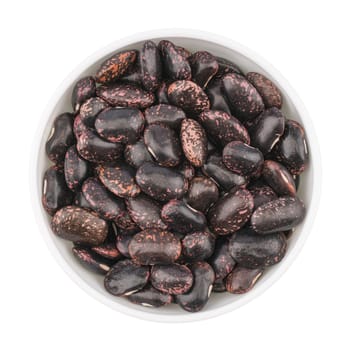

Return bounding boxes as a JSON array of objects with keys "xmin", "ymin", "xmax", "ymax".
[{"xmin": 32, "ymin": 29, "xmax": 321, "ymax": 322}]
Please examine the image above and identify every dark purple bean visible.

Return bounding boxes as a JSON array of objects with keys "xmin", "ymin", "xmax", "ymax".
[
  {"xmin": 51, "ymin": 206, "xmax": 108, "ymax": 246},
  {"xmin": 64, "ymin": 145, "xmax": 90, "ymax": 191},
  {"xmin": 273, "ymin": 120, "xmax": 309, "ymax": 175},
  {"xmin": 155, "ymin": 81, "xmax": 170, "ymax": 104},
  {"xmin": 248, "ymin": 183, "xmax": 277, "ymax": 210},
  {"xmin": 140, "ymin": 40, "xmax": 162, "ymax": 92},
  {"xmin": 208, "ymin": 188, "xmax": 254, "ymax": 235},
  {"xmin": 175, "ymin": 160, "xmax": 195, "ymax": 181},
  {"xmin": 158, "ymin": 40, "xmax": 191, "ymax": 80},
  {"xmin": 198, "ymin": 109, "xmax": 250, "ymax": 147},
  {"xmin": 82, "ymin": 177, "xmax": 125, "ymax": 220},
  {"xmin": 215, "ymin": 57, "xmax": 243, "ymax": 78},
  {"xmin": 186, "ymin": 176, "xmax": 219, "ymax": 213},
  {"xmin": 95, "ymin": 107, "xmax": 144, "ymax": 144},
  {"xmin": 136, "ymin": 162, "xmax": 188, "ymax": 202},
  {"xmin": 79, "ymin": 97, "xmax": 109, "ymax": 128},
  {"xmin": 228, "ymin": 228, "xmax": 287, "ymax": 268},
  {"xmin": 97, "ymin": 82, "xmax": 155, "ymax": 109},
  {"xmin": 188, "ymin": 51, "xmax": 218, "ymax": 88},
  {"xmin": 73, "ymin": 114, "xmax": 89, "ymax": 139},
  {"xmin": 226, "ymin": 266, "xmax": 263, "ymax": 294},
  {"xmin": 71, "ymin": 76, "xmax": 96, "ymax": 112},
  {"xmin": 119, "ymin": 60, "xmax": 142, "ymax": 85},
  {"xmin": 124, "ymin": 138, "xmax": 153, "ymax": 168},
  {"xmin": 46, "ymin": 113, "xmax": 75, "ymax": 164},
  {"xmin": 205, "ymin": 78, "xmax": 232, "ymax": 115},
  {"xmin": 262, "ymin": 160, "xmax": 296, "ymax": 196},
  {"xmin": 208, "ymin": 237, "xmax": 236, "ymax": 280},
  {"xmin": 116, "ymin": 233, "xmax": 134, "ymax": 258},
  {"xmin": 144, "ymin": 123, "xmax": 182, "ymax": 167},
  {"xmin": 251, "ymin": 197, "xmax": 306, "ymax": 234},
  {"xmin": 249, "ymin": 107, "xmax": 285, "ymax": 154},
  {"xmin": 181, "ymin": 231, "xmax": 215, "ymax": 261},
  {"xmin": 73, "ymin": 190, "xmax": 91, "ymax": 209},
  {"xmin": 104, "ymin": 259, "xmax": 149, "ymax": 296},
  {"xmin": 202, "ymin": 154, "xmax": 248, "ymax": 190},
  {"xmin": 212, "ymin": 279, "xmax": 226, "ymax": 292},
  {"xmin": 175, "ymin": 262, "xmax": 215, "ymax": 313},
  {"xmin": 161, "ymin": 200, "xmax": 207, "ymax": 234},
  {"xmin": 42, "ymin": 166, "xmax": 73, "ymax": 215},
  {"xmin": 223, "ymin": 141, "xmax": 264, "ymax": 177},
  {"xmin": 72, "ymin": 246, "xmax": 112, "ymax": 274},
  {"xmin": 246, "ymin": 72, "xmax": 282, "ymax": 109},
  {"xmin": 77, "ymin": 129, "xmax": 123, "ymax": 164},
  {"xmin": 151, "ymin": 264, "xmax": 193, "ymax": 295},
  {"xmin": 180, "ymin": 119, "xmax": 208, "ymax": 167},
  {"xmin": 95, "ymin": 50, "xmax": 138, "ymax": 84},
  {"xmin": 91, "ymin": 236, "xmax": 122, "ymax": 260},
  {"xmin": 144, "ymin": 104, "xmax": 186, "ymax": 129},
  {"xmin": 113, "ymin": 210, "xmax": 140, "ymax": 233},
  {"xmin": 129, "ymin": 229, "xmax": 181, "ymax": 265},
  {"xmin": 176, "ymin": 45, "xmax": 191, "ymax": 59},
  {"xmin": 98, "ymin": 162, "xmax": 140, "ymax": 198},
  {"xmin": 168, "ymin": 80, "xmax": 210, "ymax": 114},
  {"xmin": 127, "ymin": 285, "xmax": 172, "ymax": 307},
  {"xmin": 222, "ymin": 73, "xmax": 264, "ymax": 121},
  {"xmin": 126, "ymin": 194, "xmax": 167, "ymax": 230}
]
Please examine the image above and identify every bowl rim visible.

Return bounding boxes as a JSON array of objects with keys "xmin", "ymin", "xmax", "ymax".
[{"xmin": 30, "ymin": 28, "xmax": 322, "ymax": 323}]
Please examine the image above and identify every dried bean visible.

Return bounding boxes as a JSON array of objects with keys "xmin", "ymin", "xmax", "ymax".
[
  {"xmin": 127, "ymin": 285, "xmax": 172, "ymax": 307},
  {"xmin": 72, "ymin": 246, "xmax": 112, "ymax": 274},
  {"xmin": 226, "ymin": 266, "xmax": 263, "ymax": 294},
  {"xmin": 145, "ymin": 104, "xmax": 186, "ymax": 129},
  {"xmin": 71, "ymin": 76, "xmax": 96, "ymax": 112},
  {"xmin": 188, "ymin": 51, "xmax": 218, "ymax": 88},
  {"xmin": 181, "ymin": 231, "xmax": 215, "ymax": 261},
  {"xmin": 124, "ymin": 138, "xmax": 153, "ymax": 168}
]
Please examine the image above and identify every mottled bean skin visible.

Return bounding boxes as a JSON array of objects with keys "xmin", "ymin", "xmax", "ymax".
[
  {"xmin": 124, "ymin": 138, "xmax": 153, "ymax": 168},
  {"xmin": 144, "ymin": 123, "xmax": 182, "ymax": 167},
  {"xmin": 181, "ymin": 231, "xmax": 215, "ymax": 261},
  {"xmin": 222, "ymin": 73, "xmax": 264, "ymax": 121},
  {"xmin": 97, "ymin": 83, "xmax": 155, "ymax": 109},
  {"xmin": 198, "ymin": 110, "xmax": 250, "ymax": 147},
  {"xmin": 51, "ymin": 206, "xmax": 108, "ymax": 246},
  {"xmin": 64, "ymin": 145, "xmax": 90, "ymax": 191},
  {"xmin": 98, "ymin": 162, "xmax": 140, "ymax": 198},
  {"xmin": 156, "ymin": 81, "xmax": 170, "ymax": 104},
  {"xmin": 104, "ymin": 259, "xmax": 150, "ymax": 296},
  {"xmin": 248, "ymin": 183, "xmax": 277, "ymax": 210},
  {"xmin": 151, "ymin": 264, "xmax": 193, "ymax": 295},
  {"xmin": 168, "ymin": 80, "xmax": 210, "ymax": 114},
  {"xmin": 202, "ymin": 154, "xmax": 248, "ymax": 190},
  {"xmin": 95, "ymin": 107, "xmax": 144, "ymax": 144},
  {"xmin": 71, "ymin": 76, "xmax": 96, "ymax": 112},
  {"xmin": 161, "ymin": 200, "xmax": 207, "ymax": 234},
  {"xmin": 180, "ymin": 119, "xmax": 208, "ymax": 167},
  {"xmin": 77, "ymin": 129, "xmax": 123, "ymax": 164},
  {"xmin": 42, "ymin": 166, "xmax": 73, "ymax": 215},
  {"xmin": 144, "ymin": 104, "xmax": 186, "ymax": 129},
  {"xmin": 246, "ymin": 72, "xmax": 282, "ymax": 109},
  {"xmin": 251, "ymin": 197, "xmax": 306, "ymax": 234},
  {"xmin": 46, "ymin": 113, "xmax": 75, "ymax": 164},
  {"xmin": 186, "ymin": 176, "xmax": 219, "ymax": 213},
  {"xmin": 188, "ymin": 51, "xmax": 218, "ymax": 88},
  {"xmin": 208, "ymin": 188, "xmax": 254, "ymax": 235},
  {"xmin": 82, "ymin": 177, "xmax": 125, "ymax": 220},
  {"xmin": 262, "ymin": 160, "xmax": 296, "ymax": 196},
  {"xmin": 126, "ymin": 194, "xmax": 167, "ymax": 230},
  {"xmin": 95, "ymin": 50, "xmax": 138, "ymax": 84},
  {"xmin": 158, "ymin": 40, "xmax": 191, "ymax": 80},
  {"xmin": 215, "ymin": 57, "xmax": 243, "ymax": 78},
  {"xmin": 116, "ymin": 234, "xmax": 134, "ymax": 258},
  {"xmin": 129, "ymin": 229, "xmax": 182, "ymax": 265},
  {"xmin": 223, "ymin": 141, "xmax": 264, "ymax": 177},
  {"xmin": 140, "ymin": 40, "xmax": 162, "ymax": 92},
  {"xmin": 249, "ymin": 107, "xmax": 285, "ymax": 154},
  {"xmin": 80, "ymin": 97, "xmax": 109, "ymax": 128},
  {"xmin": 136, "ymin": 162, "xmax": 188, "ymax": 202},
  {"xmin": 73, "ymin": 190, "xmax": 91, "ymax": 209},
  {"xmin": 205, "ymin": 78, "xmax": 232, "ymax": 115},
  {"xmin": 208, "ymin": 237, "xmax": 236, "ymax": 280},
  {"xmin": 273, "ymin": 120, "xmax": 309, "ymax": 175},
  {"xmin": 127, "ymin": 285, "xmax": 173, "ymax": 307},
  {"xmin": 175, "ymin": 262, "xmax": 215, "ymax": 313},
  {"xmin": 72, "ymin": 246, "xmax": 112, "ymax": 274},
  {"xmin": 229, "ymin": 228, "xmax": 287, "ymax": 268},
  {"xmin": 91, "ymin": 239, "xmax": 122, "ymax": 260},
  {"xmin": 226, "ymin": 266, "xmax": 263, "ymax": 294},
  {"xmin": 114, "ymin": 210, "xmax": 140, "ymax": 233},
  {"xmin": 73, "ymin": 114, "xmax": 89, "ymax": 139}
]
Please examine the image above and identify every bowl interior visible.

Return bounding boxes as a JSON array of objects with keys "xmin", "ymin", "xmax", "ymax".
[{"xmin": 35, "ymin": 32, "xmax": 315, "ymax": 321}]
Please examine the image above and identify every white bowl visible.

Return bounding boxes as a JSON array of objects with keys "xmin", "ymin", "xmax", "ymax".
[{"xmin": 31, "ymin": 29, "xmax": 321, "ymax": 322}]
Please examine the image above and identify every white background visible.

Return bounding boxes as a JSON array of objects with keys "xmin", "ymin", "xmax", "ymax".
[{"xmin": 1, "ymin": 0, "xmax": 349, "ymax": 349}]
